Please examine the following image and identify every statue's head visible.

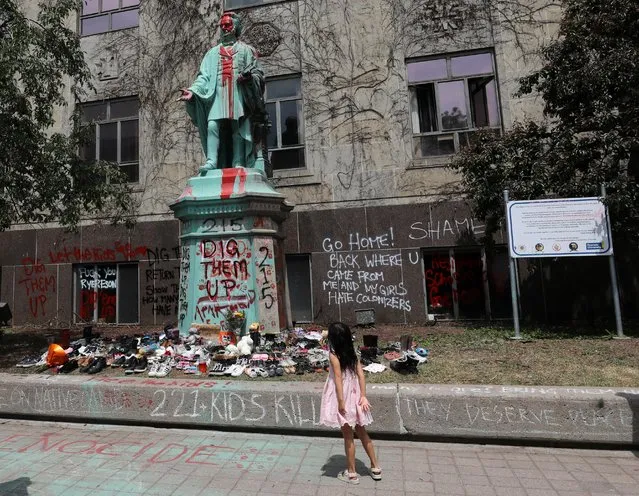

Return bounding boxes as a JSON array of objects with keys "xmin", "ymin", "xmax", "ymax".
[{"xmin": 220, "ymin": 12, "xmax": 242, "ymax": 40}]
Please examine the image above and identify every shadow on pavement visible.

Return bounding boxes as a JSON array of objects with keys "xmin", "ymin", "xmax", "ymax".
[
  {"xmin": 321, "ymin": 454, "xmax": 369, "ymax": 477},
  {"xmin": 0, "ymin": 477, "xmax": 31, "ymax": 495},
  {"xmin": 616, "ymin": 393, "xmax": 639, "ymax": 456}
]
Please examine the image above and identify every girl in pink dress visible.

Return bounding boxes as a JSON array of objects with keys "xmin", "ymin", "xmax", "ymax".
[{"xmin": 320, "ymin": 322, "xmax": 382, "ymax": 485}]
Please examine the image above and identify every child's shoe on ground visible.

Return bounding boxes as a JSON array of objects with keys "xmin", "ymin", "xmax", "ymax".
[{"xmin": 337, "ymin": 470, "xmax": 360, "ymax": 485}]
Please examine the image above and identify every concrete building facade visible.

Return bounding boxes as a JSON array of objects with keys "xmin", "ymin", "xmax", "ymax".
[{"xmin": 2, "ymin": 0, "xmax": 635, "ymax": 328}]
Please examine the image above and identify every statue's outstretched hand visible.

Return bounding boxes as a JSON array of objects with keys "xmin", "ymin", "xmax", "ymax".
[
  {"xmin": 177, "ymin": 88, "xmax": 193, "ymax": 101},
  {"xmin": 237, "ymin": 71, "xmax": 252, "ymax": 83}
]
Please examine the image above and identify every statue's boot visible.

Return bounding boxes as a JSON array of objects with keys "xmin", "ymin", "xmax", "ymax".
[{"xmin": 199, "ymin": 160, "xmax": 216, "ymax": 175}]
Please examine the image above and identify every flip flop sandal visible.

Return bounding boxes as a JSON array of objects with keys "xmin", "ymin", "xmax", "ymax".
[
  {"xmin": 337, "ymin": 470, "xmax": 360, "ymax": 485},
  {"xmin": 370, "ymin": 468, "xmax": 382, "ymax": 481}
]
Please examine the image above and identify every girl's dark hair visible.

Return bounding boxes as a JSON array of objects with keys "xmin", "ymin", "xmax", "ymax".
[{"xmin": 327, "ymin": 322, "xmax": 357, "ymax": 373}]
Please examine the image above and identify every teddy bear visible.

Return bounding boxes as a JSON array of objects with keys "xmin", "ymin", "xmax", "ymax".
[{"xmin": 236, "ymin": 334, "xmax": 254, "ymax": 356}]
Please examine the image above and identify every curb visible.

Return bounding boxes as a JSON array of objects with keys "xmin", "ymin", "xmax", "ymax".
[{"xmin": 0, "ymin": 374, "xmax": 636, "ymax": 447}]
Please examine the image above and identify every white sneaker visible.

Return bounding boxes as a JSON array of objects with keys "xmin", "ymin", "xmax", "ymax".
[
  {"xmin": 155, "ymin": 360, "xmax": 172, "ymax": 378},
  {"xmin": 147, "ymin": 361, "xmax": 160, "ymax": 377},
  {"xmin": 36, "ymin": 352, "xmax": 48, "ymax": 366}
]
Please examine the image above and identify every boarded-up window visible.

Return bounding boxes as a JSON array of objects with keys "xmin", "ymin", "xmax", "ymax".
[
  {"xmin": 286, "ymin": 255, "xmax": 312, "ymax": 323},
  {"xmin": 424, "ymin": 249, "xmax": 491, "ymax": 319},
  {"xmin": 74, "ymin": 263, "xmax": 138, "ymax": 324}
]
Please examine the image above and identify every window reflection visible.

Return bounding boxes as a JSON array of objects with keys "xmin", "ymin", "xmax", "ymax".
[
  {"xmin": 112, "ymin": 10, "xmax": 138, "ymax": 30},
  {"xmin": 120, "ymin": 120, "xmax": 138, "ymax": 162},
  {"xmin": 280, "ymin": 100, "xmax": 300, "ymax": 146},
  {"xmin": 469, "ymin": 77, "xmax": 500, "ymax": 127},
  {"xmin": 407, "ymin": 58, "xmax": 447, "ymax": 83},
  {"xmin": 266, "ymin": 103, "xmax": 278, "ymax": 148},
  {"xmin": 82, "ymin": 0, "xmax": 99, "ymax": 15},
  {"xmin": 438, "ymin": 81, "xmax": 468, "ymax": 130},
  {"xmin": 99, "ymin": 122, "xmax": 118, "ymax": 162},
  {"xmin": 451, "ymin": 53, "xmax": 493, "ymax": 77},
  {"xmin": 82, "ymin": 15, "xmax": 110, "ymax": 36},
  {"xmin": 102, "ymin": 0, "xmax": 119, "ymax": 12},
  {"xmin": 266, "ymin": 78, "xmax": 301, "ymax": 99}
]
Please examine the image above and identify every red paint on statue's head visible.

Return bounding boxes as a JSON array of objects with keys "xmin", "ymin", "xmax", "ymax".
[{"xmin": 220, "ymin": 14, "xmax": 235, "ymax": 33}]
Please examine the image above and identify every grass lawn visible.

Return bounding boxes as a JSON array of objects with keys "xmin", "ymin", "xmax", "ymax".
[
  {"xmin": 1, "ymin": 324, "xmax": 637, "ymax": 387},
  {"xmin": 398, "ymin": 325, "xmax": 639, "ymax": 387}
]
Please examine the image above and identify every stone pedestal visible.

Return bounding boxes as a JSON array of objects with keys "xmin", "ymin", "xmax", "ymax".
[{"xmin": 170, "ymin": 168, "xmax": 293, "ymax": 335}]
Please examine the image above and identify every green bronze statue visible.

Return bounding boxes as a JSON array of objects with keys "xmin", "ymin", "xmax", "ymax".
[{"xmin": 179, "ymin": 12, "xmax": 270, "ymax": 176}]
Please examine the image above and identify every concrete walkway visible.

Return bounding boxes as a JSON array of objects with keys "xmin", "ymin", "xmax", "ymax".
[
  {"xmin": 0, "ymin": 373, "xmax": 637, "ymax": 446},
  {"xmin": 0, "ymin": 419, "xmax": 637, "ymax": 495}
]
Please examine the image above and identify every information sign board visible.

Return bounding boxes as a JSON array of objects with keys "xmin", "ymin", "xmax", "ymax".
[{"xmin": 507, "ymin": 198, "xmax": 613, "ymax": 258}]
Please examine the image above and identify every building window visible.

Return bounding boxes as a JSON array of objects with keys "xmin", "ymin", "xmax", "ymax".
[
  {"xmin": 79, "ymin": 96, "xmax": 140, "ymax": 183},
  {"xmin": 407, "ymin": 52, "xmax": 501, "ymax": 158},
  {"xmin": 266, "ymin": 77, "xmax": 305, "ymax": 170},
  {"xmin": 74, "ymin": 264, "xmax": 139, "ymax": 324},
  {"xmin": 80, "ymin": 0, "xmax": 139, "ymax": 36}
]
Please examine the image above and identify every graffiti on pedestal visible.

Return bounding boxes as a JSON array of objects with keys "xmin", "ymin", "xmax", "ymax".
[
  {"xmin": 194, "ymin": 239, "xmax": 256, "ymax": 324},
  {"xmin": 178, "ymin": 245, "xmax": 190, "ymax": 326},
  {"xmin": 254, "ymin": 237, "xmax": 278, "ymax": 331}
]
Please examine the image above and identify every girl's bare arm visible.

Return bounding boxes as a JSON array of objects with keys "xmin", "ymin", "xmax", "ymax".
[
  {"xmin": 330, "ymin": 353, "xmax": 345, "ymax": 409},
  {"xmin": 356, "ymin": 361, "xmax": 367, "ymax": 396},
  {"xmin": 356, "ymin": 361, "xmax": 372, "ymax": 411}
]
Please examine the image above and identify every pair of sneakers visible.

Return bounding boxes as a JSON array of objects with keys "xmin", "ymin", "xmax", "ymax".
[
  {"xmin": 148, "ymin": 359, "xmax": 172, "ymax": 377},
  {"xmin": 124, "ymin": 356, "xmax": 148, "ymax": 374},
  {"xmin": 338, "ymin": 467, "xmax": 382, "ymax": 485}
]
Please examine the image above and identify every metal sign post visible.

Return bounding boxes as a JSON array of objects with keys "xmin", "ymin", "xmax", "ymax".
[
  {"xmin": 505, "ymin": 190, "xmax": 625, "ymax": 339},
  {"xmin": 503, "ymin": 189, "xmax": 521, "ymax": 339},
  {"xmin": 601, "ymin": 186, "xmax": 626, "ymax": 339}
]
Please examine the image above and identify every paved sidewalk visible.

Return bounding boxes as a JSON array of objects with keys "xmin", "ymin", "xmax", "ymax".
[{"xmin": 0, "ymin": 419, "xmax": 637, "ymax": 496}]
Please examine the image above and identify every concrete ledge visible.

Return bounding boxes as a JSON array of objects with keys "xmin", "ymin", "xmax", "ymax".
[{"xmin": 0, "ymin": 374, "xmax": 636, "ymax": 446}]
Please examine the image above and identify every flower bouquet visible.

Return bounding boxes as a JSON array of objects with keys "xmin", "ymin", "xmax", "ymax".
[{"xmin": 223, "ymin": 309, "xmax": 246, "ymax": 335}]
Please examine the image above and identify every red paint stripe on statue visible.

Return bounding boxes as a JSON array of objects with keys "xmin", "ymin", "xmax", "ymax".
[
  {"xmin": 220, "ymin": 168, "xmax": 247, "ymax": 200},
  {"xmin": 221, "ymin": 46, "xmax": 234, "ymax": 118},
  {"xmin": 220, "ymin": 169, "xmax": 236, "ymax": 200}
]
